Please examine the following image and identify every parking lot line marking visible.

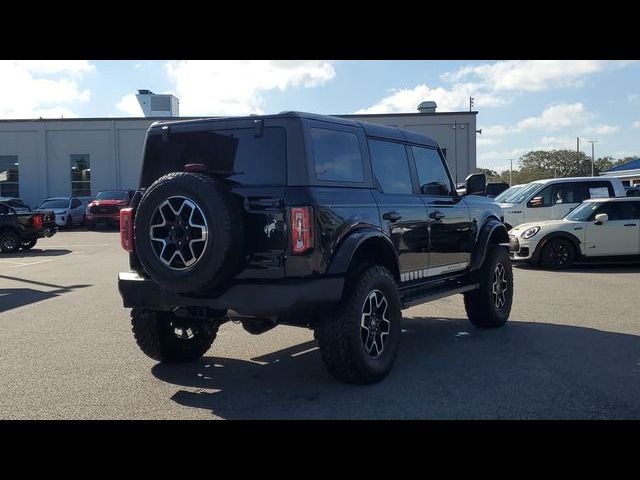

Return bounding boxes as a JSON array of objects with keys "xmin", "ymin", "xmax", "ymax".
[
  {"xmin": 0, "ymin": 259, "xmax": 30, "ymax": 266},
  {"xmin": 39, "ymin": 244, "xmax": 112, "ymax": 248},
  {"xmin": 3, "ymin": 259, "xmax": 55, "ymax": 268}
]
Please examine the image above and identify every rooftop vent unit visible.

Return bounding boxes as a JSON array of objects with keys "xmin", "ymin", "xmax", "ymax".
[
  {"xmin": 135, "ymin": 89, "xmax": 179, "ymax": 117},
  {"xmin": 417, "ymin": 101, "xmax": 437, "ymax": 113}
]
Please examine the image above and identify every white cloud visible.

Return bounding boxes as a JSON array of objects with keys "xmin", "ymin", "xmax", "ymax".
[
  {"xmin": 633, "ymin": 121, "xmax": 640, "ymax": 129},
  {"xmin": 582, "ymin": 124, "xmax": 619, "ymax": 135},
  {"xmin": 516, "ymin": 102, "xmax": 589, "ymax": 131},
  {"xmin": 0, "ymin": 60, "xmax": 93, "ymax": 118},
  {"xmin": 628, "ymin": 94, "xmax": 640, "ymax": 104},
  {"xmin": 116, "ymin": 93, "xmax": 143, "ymax": 116},
  {"xmin": 537, "ymin": 136, "xmax": 578, "ymax": 149},
  {"xmin": 355, "ymin": 82, "xmax": 507, "ymax": 114},
  {"xmin": 443, "ymin": 60, "xmax": 634, "ymax": 92},
  {"xmin": 477, "ymin": 137, "xmax": 500, "ymax": 147},
  {"xmin": 478, "ymin": 148, "xmax": 528, "ymax": 165},
  {"xmin": 164, "ymin": 60, "xmax": 336, "ymax": 116}
]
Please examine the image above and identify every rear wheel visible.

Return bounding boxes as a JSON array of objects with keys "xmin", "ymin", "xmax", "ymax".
[
  {"xmin": 315, "ymin": 264, "xmax": 402, "ymax": 384},
  {"xmin": 540, "ymin": 238, "xmax": 575, "ymax": 269},
  {"xmin": 464, "ymin": 246, "xmax": 513, "ymax": 328},
  {"xmin": 21, "ymin": 239, "xmax": 37, "ymax": 250},
  {"xmin": 131, "ymin": 309, "xmax": 218, "ymax": 363},
  {"xmin": 0, "ymin": 231, "xmax": 20, "ymax": 253}
]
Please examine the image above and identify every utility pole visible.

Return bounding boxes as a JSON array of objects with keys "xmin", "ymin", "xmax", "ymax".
[
  {"xmin": 469, "ymin": 97, "xmax": 474, "ymax": 112},
  {"xmin": 509, "ymin": 158, "xmax": 513, "ymax": 186},
  {"xmin": 585, "ymin": 140, "xmax": 598, "ymax": 176}
]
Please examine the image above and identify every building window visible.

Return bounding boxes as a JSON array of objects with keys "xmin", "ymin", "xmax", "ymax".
[
  {"xmin": 0, "ymin": 156, "xmax": 19, "ymax": 197},
  {"xmin": 70, "ymin": 154, "xmax": 91, "ymax": 196}
]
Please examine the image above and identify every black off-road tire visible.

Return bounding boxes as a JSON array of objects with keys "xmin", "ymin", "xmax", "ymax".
[
  {"xmin": 134, "ymin": 172, "xmax": 244, "ymax": 294},
  {"xmin": 0, "ymin": 230, "xmax": 20, "ymax": 253},
  {"xmin": 21, "ymin": 239, "xmax": 37, "ymax": 250},
  {"xmin": 315, "ymin": 264, "xmax": 402, "ymax": 384},
  {"xmin": 540, "ymin": 237, "xmax": 575, "ymax": 269},
  {"xmin": 464, "ymin": 246, "xmax": 513, "ymax": 328},
  {"xmin": 131, "ymin": 309, "xmax": 218, "ymax": 363}
]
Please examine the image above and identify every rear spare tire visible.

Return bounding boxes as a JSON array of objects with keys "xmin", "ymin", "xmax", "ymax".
[{"xmin": 134, "ymin": 172, "xmax": 244, "ymax": 294}]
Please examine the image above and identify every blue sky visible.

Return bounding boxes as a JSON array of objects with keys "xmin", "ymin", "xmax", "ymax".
[{"xmin": 1, "ymin": 60, "xmax": 639, "ymax": 172}]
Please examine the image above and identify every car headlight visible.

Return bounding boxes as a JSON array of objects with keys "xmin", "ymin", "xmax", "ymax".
[{"xmin": 521, "ymin": 226, "xmax": 540, "ymax": 239}]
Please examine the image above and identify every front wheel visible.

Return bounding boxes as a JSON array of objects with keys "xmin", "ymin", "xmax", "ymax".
[
  {"xmin": 315, "ymin": 264, "xmax": 402, "ymax": 384},
  {"xmin": 0, "ymin": 231, "xmax": 20, "ymax": 253},
  {"xmin": 540, "ymin": 238, "xmax": 575, "ymax": 269},
  {"xmin": 464, "ymin": 246, "xmax": 513, "ymax": 328},
  {"xmin": 131, "ymin": 309, "xmax": 218, "ymax": 363}
]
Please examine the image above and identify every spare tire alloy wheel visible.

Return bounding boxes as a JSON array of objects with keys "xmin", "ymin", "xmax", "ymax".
[
  {"xmin": 361, "ymin": 290, "xmax": 391, "ymax": 357},
  {"xmin": 149, "ymin": 196, "xmax": 208, "ymax": 270},
  {"xmin": 0, "ymin": 232, "xmax": 19, "ymax": 253}
]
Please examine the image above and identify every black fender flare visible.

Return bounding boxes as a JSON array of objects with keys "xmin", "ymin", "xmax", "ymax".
[
  {"xmin": 469, "ymin": 218, "xmax": 509, "ymax": 271},
  {"xmin": 532, "ymin": 231, "xmax": 582, "ymax": 263},
  {"xmin": 326, "ymin": 227, "xmax": 399, "ymax": 280}
]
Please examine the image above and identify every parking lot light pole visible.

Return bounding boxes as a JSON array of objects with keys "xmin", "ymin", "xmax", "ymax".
[{"xmin": 586, "ymin": 140, "xmax": 598, "ymax": 176}]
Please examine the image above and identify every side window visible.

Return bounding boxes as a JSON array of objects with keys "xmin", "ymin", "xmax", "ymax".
[
  {"xmin": 530, "ymin": 185, "xmax": 554, "ymax": 207},
  {"xmin": 311, "ymin": 128, "xmax": 364, "ymax": 183},
  {"xmin": 583, "ymin": 181, "xmax": 614, "ymax": 199},
  {"xmin": 0, "ymin": 204, "xmax": 8, "ymax": 215},
  {"xmin": 71, "ymin": 199, "xmax": 81, "ymax": 208},
  {"xmin": 368, "ymin": 140, "xmax": 413, "ymax": 194},
  {"xmin": 597, "ymin": 202, "xmax": 638, "ymax": 221},
  {"xmin": 412, "ymin": 146, "xmax": 453, "ymax": 196},
  {"xmin": 552, "ymin": 182, "xmax": 582, "ymax": 204}
]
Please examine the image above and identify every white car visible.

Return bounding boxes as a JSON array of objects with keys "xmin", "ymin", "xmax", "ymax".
[
  {"xmin": 509, "ymin": 197, "xmax": 640, "ymax": 269},
  {"xmin": 37, "ymin": 196, "xmax": 88, "ymax": 228},
  {"xmin": 499, "ymin": 177, "xmax": 626, "ymax": 230}
]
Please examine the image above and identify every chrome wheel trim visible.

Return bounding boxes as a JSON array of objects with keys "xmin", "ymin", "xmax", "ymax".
[
  {"xmin": 491, "ymin": 262, "xmax": 509, "ymax": 309},
  {"xmin": 360, "ymin": 290, "xmax": 391, "ymax": 358},
  {"xmin": 148, "ymin": 196, "xmax": 208, "ymax": 271}
]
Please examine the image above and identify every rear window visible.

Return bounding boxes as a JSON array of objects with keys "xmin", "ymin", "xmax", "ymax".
[
  {"xmin": 311, "ymin": 128, "xmax": 364, "ymax": 183},
  {"xmin": 141, "ymin": 126, "xmax": 286, "ymax": 187}
]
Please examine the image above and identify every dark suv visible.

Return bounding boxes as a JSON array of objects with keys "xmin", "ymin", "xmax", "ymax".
[{"xmin": 118, "ymin": 112, "xmax": 513, "ymax": 384}]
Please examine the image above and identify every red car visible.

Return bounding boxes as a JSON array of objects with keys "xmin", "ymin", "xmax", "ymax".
[{"xmin": 85, "ymin": 190, "xmax": 134, "ymax": 229}]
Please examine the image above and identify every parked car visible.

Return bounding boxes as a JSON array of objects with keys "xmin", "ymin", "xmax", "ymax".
[
  {"xmin": 508, "ymin": 196, "xmax": 640, "ymax": 269},
  {"xmin": 117, "ymin": 112, "xmax": 513, "ymax": 385},
  {"xmin": 485, "ymin": 182, "xmax": 510, "ymax": 198},
  {"xmin": 0, "ymin": 197, "xmax": 32, "ymax": 213},
  {"xmin": 0, "ymin": 201, "xmax": 57, "ymax": 252},
  {"xmin": 493, "ymin": 183, "xmax": 525, "ymax": 204},
  {"xmin": 85, "ymin": 190, "xmax": 135, "ymax": 229},
  {"xmin": 37, "ymin": 196, "xmax": 86, "ymax": 228},
  {"xmin": 626, "ymin": 185, "xmax": 640, "ymax": 197},
  {"xmin": 498, "ymin": 177, "xmax": 626, "ymax": 229}
]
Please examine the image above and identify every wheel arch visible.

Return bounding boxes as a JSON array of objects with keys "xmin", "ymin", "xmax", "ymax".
[
  {"xmin": 326, "ymin": 228, "xmax": 400, "ymax": 282},
  {"xmin": 532, "ymin": 231, "xmax": 582, "ymax": 264},
  {"xmin": 469, "ymin": 218, "xmax": 509, "ymax": 271}
]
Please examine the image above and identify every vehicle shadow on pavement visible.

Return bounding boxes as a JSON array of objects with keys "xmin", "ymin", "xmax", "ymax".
[
  {"xmin": 514, "ymin": 262, "xmax": 640, "ymax": 274},
  {"xmin": 152, "ymin": 317, "xmax": 640, "ymax": 419},
  {"xmin": 0, "ymin": 275, "xmax": 91, "ymax": 313},
  {"xmin": 1, "ymin": 248, "xmax": 72, "ymax": 259}
]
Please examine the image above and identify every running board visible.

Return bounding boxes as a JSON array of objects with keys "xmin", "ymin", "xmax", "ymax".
[{"xmin": 400, "ymin": 283, "xmax": 479, "ymax": 310}]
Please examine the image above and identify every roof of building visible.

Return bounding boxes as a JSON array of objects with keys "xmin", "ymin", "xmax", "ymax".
[{"xmin": 602, "ymin": 158, "xmax": 640, "ymax": 172}]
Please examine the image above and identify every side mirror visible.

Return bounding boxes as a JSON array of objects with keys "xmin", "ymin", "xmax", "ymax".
[
  {"xmin": 528, "ymin": 196, "xmax": 544, "ymax": 208},
  {"xmin": 594, "ymin": 213, "xmax": 608, "ymax": 225},
  {"xmin": 464, "ymin": 173, "xmax": 486, "ymax": 196}
]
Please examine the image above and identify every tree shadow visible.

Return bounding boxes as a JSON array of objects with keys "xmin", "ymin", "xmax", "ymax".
[
  {"xmin": 1, "ymin": 249, "xmax": 71, "ymax": 259},
  {"xmin": 151, "ymin": 317, "xmax": 640, "ymax": 419}
]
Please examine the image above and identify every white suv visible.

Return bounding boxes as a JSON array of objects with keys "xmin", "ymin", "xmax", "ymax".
[
  {"xmin": 509, "ymin": 197, "xmax": 640, "ymax": 269},
  {"xmin": 499, "ymin": 177, "xmax": 626, "ymax": 229}
]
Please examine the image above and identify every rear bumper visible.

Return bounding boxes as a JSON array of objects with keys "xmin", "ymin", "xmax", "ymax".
[
  {"xmin": 117, "ymin": 272, "xmax": 345, "ymax": 318},
  {"xmin": 36, "ymin": 227, "xmax": 58, "ymax": 238}
]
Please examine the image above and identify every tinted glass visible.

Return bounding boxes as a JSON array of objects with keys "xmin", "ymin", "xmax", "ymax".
[
  {"xmin": 509, "ymin": 183, "xmax": 542, "ymax": 204},
  {"xmin": 597, "ymin": 201, "xmax": 640, "ymax": 220},
  {"xmin": 311, "ymin": 128, "xmax": 364, "ymax": 183},
  {"xmin": 70, "ymin": 154, "xmax": 91, "ymax": 196},
  {"xmin": 96, "ymin": 191, "xmax": 129, "ymax": 201},
  {"xmin": 40, "ymin": 199, "xmax": 69, "ymax": 209},
  {"xmin": 495, "ymin": 185, "xmax": 524, "ymax": 203},
  {"xmin": 412, "ymin": 146, "xmax": 452, "ymax": 195},
  {"xmin": 141, "ymin": 127, "xmax": 286, "ymax": 187},
  {"xmin": 369, "ymin": 140, "xmax": 412, "ymax": 194},
  {"xmin": 0, "ymin": 156, "xmax": 19, "ymax": 197},
  {"xmin": 71, "ymin": 199, "xmax": 82, "ymax": 208}
]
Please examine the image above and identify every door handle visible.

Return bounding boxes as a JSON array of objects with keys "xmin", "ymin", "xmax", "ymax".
[
  {"xmin": 429, "ymin": 211, "xmax": 445, "ymax": 221},
  {"xmin": 383, "ymin": 211, "xmax": 402, "ymax": 222}
]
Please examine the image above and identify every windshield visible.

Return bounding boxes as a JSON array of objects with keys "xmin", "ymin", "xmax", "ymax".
[
  {"xmin": 96, "ymin": 190, "xmax": 128, "ymax": 201},
  {"xmin": 566, "ymin": 201, "xmax": 601, "ymax": 221},
  {"xmin": 495, "ymin": 185, "xmax": 523, "ymax": 203},
  {"xmin": 39, "ymin": 199, "xmax": 69, "ymax": 209},
  {"xmin": 499, "ymin": 183, "xmax": 542, "ymax": 204}
]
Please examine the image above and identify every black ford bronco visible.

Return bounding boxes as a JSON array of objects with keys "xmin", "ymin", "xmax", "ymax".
[
  {"xmin": 118, "ymin": 112, "xmax": 513, "ymax": 384},
  {"xmin": 0, "ymin": 201, "xmax": 57, "ymax": 253}
]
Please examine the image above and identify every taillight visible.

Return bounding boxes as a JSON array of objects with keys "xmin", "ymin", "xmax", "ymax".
[
  {"xmin": 120, "ymin": 208, "xmax": 135, "ymax": 252},
  {"xmin": 33, "ymin": 214, "xmax": 43, "ymax": 230},
  {"xmin": 291, "ymin": 206, "xmax": 313, "ymax": 254}
]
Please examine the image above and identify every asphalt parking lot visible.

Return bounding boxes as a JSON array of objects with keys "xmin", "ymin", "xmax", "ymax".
[{"xmin": 1, "ymin": 229, "xmax": 640, "ymax": 419}]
